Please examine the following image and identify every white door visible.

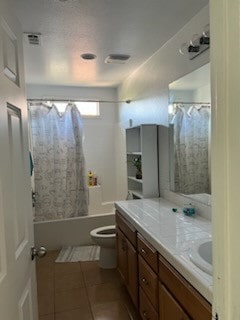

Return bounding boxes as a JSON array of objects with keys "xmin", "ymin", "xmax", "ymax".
[{"xmin": 0, "ymin": 1, "xmax": 38, "ymax": 319}]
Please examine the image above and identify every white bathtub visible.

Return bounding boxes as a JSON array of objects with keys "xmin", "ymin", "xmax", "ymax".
[
  {"xmin": 34, "ymin": 185, "xmax": 117, "ymax": 250},
  {"xmin": 34, "ymin": 211, "xmax": 116, "ymax": 251}
]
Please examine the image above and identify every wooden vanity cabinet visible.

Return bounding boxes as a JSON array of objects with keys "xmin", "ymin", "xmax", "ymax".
[
  {"xmin": 116, "ymin": 211, "xmax": 212, "ymax": 320},
  {"xmin": 116, "ymin": 211, "xmax": 138, "ymax": 308}
]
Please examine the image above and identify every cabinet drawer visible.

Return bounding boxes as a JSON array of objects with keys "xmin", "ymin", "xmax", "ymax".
[
  {"xmin": 137, "ymin": 233, "xmax": 158, "ymax": 273},
  {"xmin": 158, "ymin": 255, "xmax": 212, "ymax": 320},
  {"xmin": 139, "ymin": 255, "xmax": 158, "ymax": 310},
  {"xmin": 116, "ymin": 211, "xmax": 136, "ymax": 247},
  {"xmin": 140, "ymin": 287, "xmax": 158, "ymax": 320}
]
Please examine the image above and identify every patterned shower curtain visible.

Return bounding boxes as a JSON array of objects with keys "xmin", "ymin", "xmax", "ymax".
[
  {"xmin": 29, "ymin": 103, "xmax": 88, "ymax": 221},
  {"xmin": 172, "ymin": 104, "xmax": 210, "ymax": 195}
]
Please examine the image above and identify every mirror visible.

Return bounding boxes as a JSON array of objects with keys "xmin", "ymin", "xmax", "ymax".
[{"xmin": 168, "ymin": 63, "xmax": 211, "ymax": 205}]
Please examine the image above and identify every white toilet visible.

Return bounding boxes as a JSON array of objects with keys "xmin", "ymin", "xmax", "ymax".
[{"xmin": 90, "ymin": 225, "xmax": 116, "ymax": 269}]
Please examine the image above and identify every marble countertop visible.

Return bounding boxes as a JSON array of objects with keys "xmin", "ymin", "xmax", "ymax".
[{"xmin": 115, "ymin": 197, "xmax": 213, "ymax": 303}]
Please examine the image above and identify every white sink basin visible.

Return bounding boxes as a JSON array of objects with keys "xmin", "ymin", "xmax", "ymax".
[{"xmin": 189, "ymin": 239, "xmax": 212, "ymax": 275}]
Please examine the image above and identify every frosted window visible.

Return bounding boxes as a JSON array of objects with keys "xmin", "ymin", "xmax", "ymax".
[{"xmin": 55, "ymin": 102, "xmax": 100, "ymax": 117}]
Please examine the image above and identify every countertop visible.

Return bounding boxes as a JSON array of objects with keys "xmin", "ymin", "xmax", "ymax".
[{"xmin": 115, "ymin": 197, "xmax": 213, "ymax": 303}]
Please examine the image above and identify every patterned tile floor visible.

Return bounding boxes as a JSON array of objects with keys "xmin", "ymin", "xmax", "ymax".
[{"xmin": 36, "ymin": 251, "xmax": 140, "ymax": 320}]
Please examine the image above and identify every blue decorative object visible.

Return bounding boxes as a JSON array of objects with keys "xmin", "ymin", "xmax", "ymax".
[{"xmin": 183, "ymin": 204, "xmax": 195, "ymax": 216}]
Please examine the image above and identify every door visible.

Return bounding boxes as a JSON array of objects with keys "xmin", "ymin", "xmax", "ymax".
[{"xmin": 0, "ymin": 1, "xmax": 38, "ymax": 319}]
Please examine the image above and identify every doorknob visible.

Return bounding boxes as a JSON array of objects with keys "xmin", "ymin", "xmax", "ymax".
[{"xmin": 31, "ymin": 246, "xmax": 47, "ymax": 260}]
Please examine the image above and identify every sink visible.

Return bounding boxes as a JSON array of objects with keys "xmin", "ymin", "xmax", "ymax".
[{"xmin": 189, "ymin": 239, "xmax": 212, "ymax": 275}]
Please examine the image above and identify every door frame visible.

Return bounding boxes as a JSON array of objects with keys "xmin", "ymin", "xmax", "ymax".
[{"xmin": 210, "ymin": 0, "xmax": 240, "ymax": 319}]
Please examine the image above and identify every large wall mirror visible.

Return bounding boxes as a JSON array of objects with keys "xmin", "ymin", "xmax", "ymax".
[{"xmin": 168, "ymin": 63, "xmax": 211, "ymax": 205}]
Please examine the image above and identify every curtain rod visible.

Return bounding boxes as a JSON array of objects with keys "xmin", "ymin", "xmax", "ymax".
[
  {"xmin": 171, "ymin": 101, "xmax": 211, "ymax": 105},
  {"xmin": 27, "ymin": 98, "xmax": 131, "ymax": 104}
]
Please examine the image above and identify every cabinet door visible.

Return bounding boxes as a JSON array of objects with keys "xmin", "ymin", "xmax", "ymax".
[
  {"xmin": 126, "ymin": 238, "xmax": 138, "ymax": 308},
  {"xmin": 116, "ymin": 227, "xmax": 128, "ymax": 282},
  {"xmin": 159, "ymin": 255, "xmax": 211, "ymax": 319},
  {"xmin": 159, "ymin": 284, "xmax": 190, "ymax": 320}
]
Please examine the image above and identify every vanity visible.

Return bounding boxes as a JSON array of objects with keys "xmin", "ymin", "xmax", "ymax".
[{"xmin": 115, "ymin": 198, "xmax": 212, "ymax": 320}]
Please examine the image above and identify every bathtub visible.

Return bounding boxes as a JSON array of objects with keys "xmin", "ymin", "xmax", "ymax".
[
  {"xmin": 34, "ymin": 211, "xmax": 116, "ymax": 251},
  {"xmin": 34, "ymin": 185, "xmax": 118, "ymax": 250}
]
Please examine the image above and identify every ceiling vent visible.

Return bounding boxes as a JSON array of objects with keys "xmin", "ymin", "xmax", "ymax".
[
  {"xmin": 105, "ymin": 54, "xmax": 130, "ymax": 64},
  {"xmin": 24, "ymin": 33, "xmax": 42, "ymax": 46},
  {"xmin": 81, "ymin": 53, "xmax": 97, "ymax": 60}
]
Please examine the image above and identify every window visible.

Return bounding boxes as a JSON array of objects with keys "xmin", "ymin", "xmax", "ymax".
[
  {"xmin": 54, "ymin": 101, "xmax": 100, "ymax": 117},
  {"xmin": 75, "ymin": 102, "xmax": 99, "ymax": 117}
]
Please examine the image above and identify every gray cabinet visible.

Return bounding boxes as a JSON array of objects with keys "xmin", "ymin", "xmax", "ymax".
[{"xmin": 126, "ymin": 125, "xmax": 159, "ymax": 199}]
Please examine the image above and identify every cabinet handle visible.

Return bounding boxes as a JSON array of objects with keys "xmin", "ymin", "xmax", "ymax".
[
  {"xmin": 141, "ymin": 248, "xmax": 147, "ymax": 254},
  {"xmin": 141, "ymin": 277, "xmax": 148, "ymax": 285},
  {"xmin": 143, "ymin": 311, "xmax": 149, "ymax": 319}
]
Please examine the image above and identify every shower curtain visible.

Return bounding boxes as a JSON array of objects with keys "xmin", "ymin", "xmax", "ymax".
[
  {"xmin": 172, "ymin": 105, "xmax": 210, "ymax": 194},
  {"xmin": 29, "ymin": 103, "xmax": 88, "ymax": 221}
]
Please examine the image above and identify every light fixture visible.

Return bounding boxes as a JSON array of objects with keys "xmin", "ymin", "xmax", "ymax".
[
  {"xmin": 179, "ymin": 25, "xmax": 210, "ymax": 60},
  {"xmin": 188, "ymin": 34, "xmax": 200, "ymax": 52},
  {"xmin": 179, "ymin": 43, "xmax": 188, "ymax": 55},
  {"xmin": 200, "ymin": 24, "xmax": 210, "ymax": 45},
  {"xmin": 81, "ymin": 53, "xmax": 97, "ymax": 60},
  {"xmin": 105, "ymin": 54, "xmax": 130, "ymax": 64}
]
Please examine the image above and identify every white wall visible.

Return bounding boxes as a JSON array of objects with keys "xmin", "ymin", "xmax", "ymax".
[
  {"xmin": 27, "ymin": 84, "xmax": 118, "ymax": 203},
  {"xmin": 117, "ymin": 5, "xmax": 211, "ymax": 218},
  {"xmin": 169, "ymin": 85, "xmax": 210, "ymax": 106},
  {"xmin": 193, "ymin": 84, "xmax": 211, "ymax": 102},
  {"xmin": 169, "ymin": 89, "xmax": 194, "ymax": 103}
]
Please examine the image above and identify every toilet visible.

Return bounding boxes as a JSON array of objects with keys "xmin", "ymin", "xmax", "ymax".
[{"xmin": 90, "ymin": 225, "xmax": 116, "ymax": 269}]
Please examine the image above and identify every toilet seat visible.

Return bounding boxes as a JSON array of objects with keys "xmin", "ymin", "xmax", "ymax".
[{"xmin": 90, "ymin": 225, "xmax": 116, "ymax": 238}]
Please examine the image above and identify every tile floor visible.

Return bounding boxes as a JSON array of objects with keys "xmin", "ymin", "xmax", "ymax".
[{"xmin": 36, "ymin": 251, "xmax": 140, "ymax": 320}]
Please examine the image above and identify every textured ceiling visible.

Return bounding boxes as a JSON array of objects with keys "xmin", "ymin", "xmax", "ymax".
[{"xmin": 12, "ymin": 0, "xmax": 209, "ymax": 87}]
